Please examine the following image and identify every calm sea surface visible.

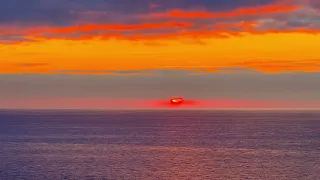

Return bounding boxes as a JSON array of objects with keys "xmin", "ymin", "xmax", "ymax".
[{"xmin": 0, "ymin": 110, "xmax": 319, "ymax": 180}]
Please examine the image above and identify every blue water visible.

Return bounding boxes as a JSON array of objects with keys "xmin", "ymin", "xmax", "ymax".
[{"xmin": 0, "ymin": 110, "xmax": 319, "ymax": 179}]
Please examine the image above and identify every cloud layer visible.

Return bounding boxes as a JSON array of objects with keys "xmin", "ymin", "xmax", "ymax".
[
  {"xmin": 1, "ymin": 0, "xmax": 319, "ymax": 43},
  {"xmin": 0, "ymin": 0, "xmax": 320, "ymax": 75}
]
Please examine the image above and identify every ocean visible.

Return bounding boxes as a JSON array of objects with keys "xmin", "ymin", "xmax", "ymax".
[{"xmin": 0, "ymin": 109, "xmax": 319, "ymax": 180}]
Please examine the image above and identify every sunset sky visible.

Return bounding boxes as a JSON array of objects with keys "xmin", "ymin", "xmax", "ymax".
[{"xmin": 1, "ymin": 0, "xmax": 320, "ymax": 109}]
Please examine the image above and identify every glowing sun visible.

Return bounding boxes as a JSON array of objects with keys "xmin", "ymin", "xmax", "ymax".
[{"xmin": 170, "ymin": 97, "xmax": 184, "ymax": 105}]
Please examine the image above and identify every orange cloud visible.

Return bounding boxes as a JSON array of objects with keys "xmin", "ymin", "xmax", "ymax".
[
  {"xmin": 19, "ymin": 21, "xmax": 261, "ymax": 42},
  {"xmin": 2, "ymin": 22, "xmax": 320, "ymax": 45},
  {"xmin": 1, "ymin": 21, "xmax": 320, "ymax": 75},
  {"xmin": 73, "ymin": 28, "xmax": 320, "ymax": 42},
  {"xmin": 144, "ymin": 0, "xmax": 299, "ymax": 19},
  {"xmin": 232, "ymin": 59, "xmax": 320, "ymax": 73},
  {"xmin": 2, "ymin": 16, "xmax": 318, "ymax": 45}
]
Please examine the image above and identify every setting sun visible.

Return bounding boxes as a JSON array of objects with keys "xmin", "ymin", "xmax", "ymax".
[{"xmin": 170, "ymin": 97, "xmax": 184, "ymax": 105}]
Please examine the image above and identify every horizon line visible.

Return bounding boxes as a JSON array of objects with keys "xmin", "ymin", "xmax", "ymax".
[{"xmin": 1, "ymin": 108, "xmax": 320, "ymax": 111}]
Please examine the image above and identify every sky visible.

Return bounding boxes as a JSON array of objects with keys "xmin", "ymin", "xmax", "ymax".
[{"xmin": 1, "ymin": 0, "xmax": 320, "ymax": 109}]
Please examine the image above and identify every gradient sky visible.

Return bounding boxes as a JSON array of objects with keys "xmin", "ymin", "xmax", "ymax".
[{"xmin": 1, "ymin": 0, "xmax": 320, "ymax": 109}]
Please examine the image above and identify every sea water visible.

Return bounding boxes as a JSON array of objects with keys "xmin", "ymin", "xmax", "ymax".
[{"xmin": 0, "ymin": 110, "xmax": 319, "ymax": 179}]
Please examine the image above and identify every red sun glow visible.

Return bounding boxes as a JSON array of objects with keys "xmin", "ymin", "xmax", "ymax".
[
  {"xmin": 170, "ymin": 97, "xmax": 184, "ymax": 105},
  {"xmin": 152, "ymin": 97, "xmax": 199, "ymax": 108}
]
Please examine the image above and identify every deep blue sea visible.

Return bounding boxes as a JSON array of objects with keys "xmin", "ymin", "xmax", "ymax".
[{"xmin": 0, "ymin": 109, "xmax": 319, "ymax": 180}]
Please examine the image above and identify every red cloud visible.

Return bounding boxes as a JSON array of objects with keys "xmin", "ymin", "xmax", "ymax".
[
  {"xmin": 142, "ymin": 0, "xmax": 299, "ymax": 19},
  {"xmin": 26, "ymin": 21, "xmax": 193, "ymax": 35},
  {"xmin": 20, "ymin": 26, "xmax": 320, "ymax": 44},
  {"xmin": 2, "ymin": 24, "xmax": 319, "ymax": 45},
  {"xmin": 212, "ymin": 21, "xmax": 258, "ymax": 30},
  {"xmin": 93, "ymin": 27, "xmax": 320, "ymax": 42}
]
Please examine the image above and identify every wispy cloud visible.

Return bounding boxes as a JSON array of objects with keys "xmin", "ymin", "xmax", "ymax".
[
  {"xmin": 141, "ymin": 0, "xmax": 299, "ymax": 19},
  {"xmin": 233, "ymin": 59, "xmax": 320, "ymax": 72},
  {"xmin": 16, "ymin": 63, "xmax": 50, "ymax": 67},
  {"xmin": 32, "ymin": 22, "xmax": 193, "ymax": 34}
]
